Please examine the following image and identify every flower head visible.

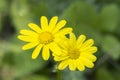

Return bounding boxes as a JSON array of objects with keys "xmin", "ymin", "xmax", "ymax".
[
  {"xmin": 18, "ymin": 16, "xmax": 72, "ymax": 60},
  {"xmin": 53, "ymin": 33, "xmax": 97, "ymax": 71}
]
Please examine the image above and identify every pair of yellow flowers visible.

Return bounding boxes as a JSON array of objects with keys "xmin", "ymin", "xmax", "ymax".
[{"xmin": 18, "ymin": 16, "xmax": 97, "ymax": 71}]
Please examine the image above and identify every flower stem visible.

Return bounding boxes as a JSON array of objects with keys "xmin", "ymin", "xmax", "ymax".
[{"xmin": 58, "ymin": 70, "xmax": 62, "ymax": 80}]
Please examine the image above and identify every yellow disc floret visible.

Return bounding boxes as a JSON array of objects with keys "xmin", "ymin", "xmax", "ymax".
[
  {"xmin": 38, "ymin": 31, "xmax": 54, "ymax": 44},
  {"xmin": 68, "ymin": 49, "xmax": 80, "ymax": 60}
]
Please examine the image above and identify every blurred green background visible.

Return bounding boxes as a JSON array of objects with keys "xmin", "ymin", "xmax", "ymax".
[{"xmin": 0, "ymin": 0, "xmax": 120, "ymax": 80}]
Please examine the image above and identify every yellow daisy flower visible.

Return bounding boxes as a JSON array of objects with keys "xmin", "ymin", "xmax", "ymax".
[
  {"xmin": 18, "ymin": 16, "xmax": 72, "ymax": 60},
  {"xmin": 53, "ymin": 33, "xmax": 97, "ymax": 71}
]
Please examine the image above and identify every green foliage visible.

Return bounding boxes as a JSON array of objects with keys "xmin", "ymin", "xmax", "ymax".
[
  {"xmin": 62, "ymin": 69, "xmax": 85, "ymax": 80},
  {"xmin": 96, "ymin": 0, "xmax": 120, "ymax": 4},
  {"xmin": 61, "ymin": 1, "xmax": 102, "ymax": 45},
  {"xmin": 62, "ymin": 1, "xmax": 97, "ymax": 27},
  {"xmin": 29, "ymin": 0, "xmax": 50, "ymax": 18},
  {"xmin": 98, "ymin": 4, "xmax": 119, "ymax": 32},
  {"xmin": 21, "ymin": 75, "xmax": 49, "ymax": 80},
  {"xmin": 102, "ymin": 35, "xmax": 120, "ymax": 59},
  {"xmin": 10, "ymin": 0, "xmax": 33, "ymax": 31},
  {"xmin": 13, "ymin": 52, "xmax": 46, "ymax": 78},
  {"xmin": 0, "ymin": 0, "xmax": 7, "ymax": 32},
  {"xmin": 1, "ymin": 40, "xmax": 47, "ymax": 79},
  {"xmin": 96, "ymin": 65, "xmax": 120, "ymax": 80},
  {"xmin": 96, "ymin": 66, "xmax": 115, "ymax": 80},
  {"xmin": 0, "ymin": 0, "xmax": 7, "ymax": 12}
]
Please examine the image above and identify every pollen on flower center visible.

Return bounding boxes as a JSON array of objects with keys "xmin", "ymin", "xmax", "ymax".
[
  {"xmin": 38, "ymin": 31, "xmax": 54, "ymax": 44},
  {"xmin": 68, "ymin": 49, "xmax": 80, "ymax": 60}
]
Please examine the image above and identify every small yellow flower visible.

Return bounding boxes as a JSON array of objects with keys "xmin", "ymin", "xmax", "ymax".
[
  {"xmin": 53, "ymin": 33, "xmax": 97, "ymax": 71},
  {"xmin": 18, "ymin": 16, "xmax": 72, "ymax": 60}
]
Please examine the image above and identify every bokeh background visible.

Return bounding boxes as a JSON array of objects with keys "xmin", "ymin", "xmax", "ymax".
[{"xmin": 0, "ymin": 0, "xmax": 120, "ymax": 80}]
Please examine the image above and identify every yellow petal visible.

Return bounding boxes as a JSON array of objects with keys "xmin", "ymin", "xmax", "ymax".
[
  {"xmin": 52, "ymin": 49, "xmax": 68, "ymax": 57},
  {"xmin": 54, "ymin": 55, "xmax": 69, "ymax": 61},
  {"xmin": 48, "ymin": 42, "xmax": 61, "ymax": 56},
  {"xmin": 81, "ymin": 54, "xmax": 97, "ymax": 62},
  {"xmin": 77, "ymin": 35, "xmax": 86, "ymax": 47},
  {"xmin": 54, "ymin": 35, "xmax": 69, "ymax": 49},
  {"xmin": 42, "ymin": 46, "xmax": 50, "ymax": 60},
  {"xmin": 69, "ymin": 60, "xmax": 76, "ymax": 71},
  {"xmin": 53, "ymin": 20, "xmax": 66, "ymax": 33},
  {"xmin": 81, "ymin": 39, "xmax": 94, "ymax": 50},
  {"xmin": 80, "ymin": 57, "xmax": 94, "ymax": 68},
  {"xmin": 20, "ymin": 30, "xmax": 38, "ymax": 38},
  {"xmin": 28, "ymin": 23, "xmax": 42, "ymax": 33},
  {"xmin": 18, "ymin": 35, "xmax": 37, "ymax": 42},
  {"xmin": 55, "ymin": 28, "xmax": 72, "ymax": 35},
  {"xmin": 58, "ymin": 40, "xmax": 69, "ymax": 50},
  {"xmin": 76, "ymin": 60, "xmax": 85, "ymax": 71},
  {"xmin": 70, "ymin": 33, "xmax": 76, "ymax": 44},
  {"xmin": 22, "ymin": 42, "xmax": 39, "ymax": 50},
  {"xmin": 89, "ymin": 55, "xmax": 97, "ymax": 62},
  {"xmin": 41, "ymin": 16, "xmax": 48, "ymax": 30},
  {"xmin": 49, "ymin": 16, "xmax": 58, "ymax": 31},
  {"xmin": 84, "ymin": 46, "xmax": 97, "ymax": 54},
  {"xmin": 32, "ymin": 44, "xmax": 43, "ymax": 59},
  {"xmin": 58, "ymin": 60, "xmax": 69, "ymax": 70}
]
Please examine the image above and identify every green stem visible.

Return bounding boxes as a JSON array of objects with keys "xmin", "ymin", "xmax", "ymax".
[{"xmin": 58, "ymin": 70, "xmax": 62, "ymax": 80}]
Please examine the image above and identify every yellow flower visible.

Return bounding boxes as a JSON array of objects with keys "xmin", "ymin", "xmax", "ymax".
[
  {"xmin": 18, "ymin": 16, "xmax": 72, "ymax": 60},
  {"xmin": 53, "ymin": 33, "xmax": 97, "ymax": 71}
]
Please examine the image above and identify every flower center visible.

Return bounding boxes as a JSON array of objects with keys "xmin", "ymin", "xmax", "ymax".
[
  {"xmin": 68, "ymin": 49, "xmax": 80, "ymax": 60},
  {"xmin": 38, "ymin": 31, "xmax": 54, "ymax": 44}
]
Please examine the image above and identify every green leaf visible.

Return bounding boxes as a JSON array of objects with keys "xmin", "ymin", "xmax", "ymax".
[
  {"xmin": 62, "ymin": 69, "xmax": 85, "ymax": 80},
  {"xmin": 0, "ymin": 40, "xmax": 4, "ymax": 66},
  {"xmin": 0, "ymin": 40, "xmax": 47, "ymax": 78},
  {"xmin": 10, "ymin": 0, "xmax": 33, "ymax": 32},
  {"xmin": 0, "ymin": 0, "xmax": 7, "ymax": 12},
  {"xmin": 0, "ymin": 15, "xmax": 2, "ymax": 31},
  {"xmin": 61, "ymin": 2, "xmax": 102, "ymax": 45},
  {"xmin": 96, "ymin": 67, "xmax": 115, "ymax": 80},
  {"xmin": 102, "ymin": 35, "xmax": 120, "ymax": 59},
  {"xmin": 46, "ymin": 0, "xmax": 71, "ymax": 15},
  {"xmin": 21, "ymin": 75, "xmax": 49, "ymax": 80},
  {"xmin": 98, "ymin": 4, "xmax": 119, "ymax": 32},
  {"xmin": 62, "ymin": 1, "xmax": 97, "ymax": 27},
  {"xmin": 13, "ymin": 52, "xmax": 47, "ymax": 78},
  {"xmin": 114, "ymin": 14, "xmax": 120, "ymax": 37},
  {"xmin": 0, "ymin": 0, "xmax": 7, "ymax": 32},
  {"xmin": 29, "ymin": 1, "xmax": 50, "ymax": 18},
  {"xmin": 111, "ymin": 70, "xmax": 120, "ymax": 80},
  {"xmin": 73, "ymin": 24, "xmax": 102, "ymax": 45}
]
